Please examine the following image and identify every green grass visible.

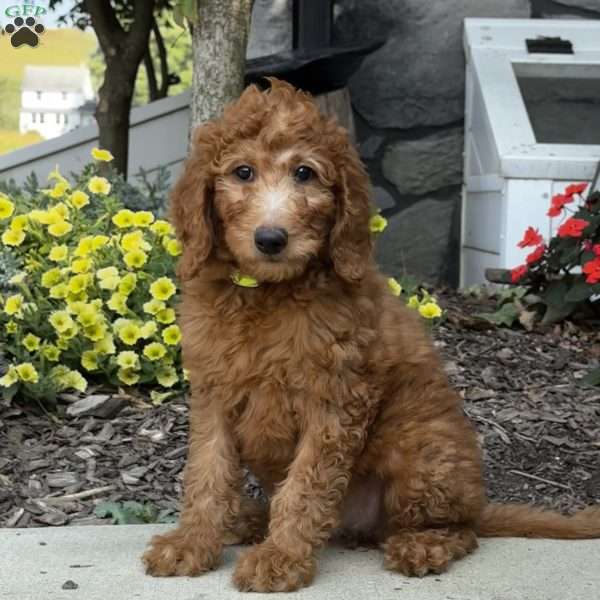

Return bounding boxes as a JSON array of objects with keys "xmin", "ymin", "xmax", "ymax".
[{"xmin": 0, "ymin": 28, "xmax": 96, "ymax": 155}]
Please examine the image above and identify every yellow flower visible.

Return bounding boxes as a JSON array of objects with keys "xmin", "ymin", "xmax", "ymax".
[
  {"xmin": 117, "ymin": 351, "xmax": 140, "ymax": 370},
  {"xmin": 5, "ymin": 321, "xmax": 17, "ymax": 334},
  {"xmin": 92, "ymin": 235, "xmax": 110, "ymax": 250},
  {"xmin": 123, "ymin": 249, "xmax": 148, "ymax": 269},
  {"xmin": 71, "ymin": 258, "xmax": 92, "ymax": 274},
  {"xmin": 63, "ymin": 369, "xmax": 87, "ymax": 392},
  {"xmin": 9, "ymin": 272, "xmax": 26, "ymax": 285},
  {"xmin": 150, "ymin": 277, "xmax": 176, "ymax": 301},
  {"xmin": 165, "ymin": 238, "xmax": 182, "ymax": 256},
  {"xmin": 83, "ymin": 322, "xmax": 107, "ymax": 342},
  {"xmin": 418, "ymin": 301, "xmax": 443, "ymax": 320},
  {"xmin": 49, "ymin": 245, "xmax": 69, "ymax": 262},
  {"xmin": 0, "ymin": 367, "xmax": 18, "ymax": 387},
  {"xmin": 143, "ymin": 342, "xmax": 166, "ymax": 361},
  {"xmin": 231, "ymin": 272, "xmax": 259, "ymax": 288},
  {"xmin": 369, "ymin": 214, "xmax": 388, "ymax": 234},
  {"xmin": 49, "ymin": 310, "xmax": 75, "ymax": 333},
  {"xmin": 48, "ymin": 220, "xmax": 73, "ymax": 237},
  {"xmin": 70, "ymin": 190, "xmax": 90, "ymax": 209},
  {"xmin": 156, "ymin": 366, "xmax": 178, "ymax": 388},
  {"xmin": 81, "ymin": 351, "xmax": 99, "ymax": 371},
  {"xmin": 407, "ymin": 295, "xmax": 420, "ymax": 309},
  {"xmin": 156, "ymin": 308, "xmax": 176, "ymax": 324},
  {"xmin": 10, "ymin": 215, "xmax": 28, "ymax": 230},
  {"xmin": 140, "ymin": 321, "xmax": 157, "ymax": 338},
  {"xmin": 121, "ymin": 230, "xmax": 150, "ymax": 252},
  {"xmin": 74, "ymin": 237, "xmax": 94, "ymax": 257},
  {"xmin": 143, "ymin": 299, "xmax": 165, "ymax": 315},
  {"xmin": 0, "ymin": 195, "xmax": 15, "ymax": 219},
  {"xmin": 88, "ymin": 176, "xmax": 111, "ymax": 195},
  {"xmin": 41, "ymin": 268, "xmax": 62, "ymax": 288},
  {"xmin": 2, "ymin": 229, "xmax": 25, "ymax": 246},
  {"xmin": 91, "ymin": 147, "xmax": 114, "ymax": 162},
  {"xmin": 61, "ymin": 324, "xmax": 79, "ymax": 340},
  {"xmin": 150, "ymin": 220, "xmax": 174, "ymax": 236},
  {"xmin": 22, "ymin": 333, "xmax": 41, "ymax": 352},
  {"xmin": 76, "ymin": 304, "xmax": 100, "ymax": 328},
  {"xmin": 118, "ymin": 322, "xmax": 142, "ymax": 345},
  {"xmin": 49, "ymin": 283, "xmax": 68, "ymax": 299},
  {"xmin": 162, "ymin": 324, "xmax": 181, "ymax": 346},
  {"xmin": 133, "ymin": 211, "xmax": 155, "ymax": 228},
  {"xmin": 183, "ymin": 368, "xmax": 190, "ymax": 382},
  {"xmin": 47, "ymin": 165, "xmax": 68, "ymax": 184},
  {"xmin": 46, "ymin": 180, "xmax": 70, "ymax": 199},
  {"xmin": 117, "ymin": 368, "xmax": 139, "ymax": 386},
  {"xmin": 4, "ymin": 294, "xmax": 24, "ymax": 316},
  {"xmin": 68, "ymin": 274, "xmax": 90, "ymax": 294},
  {"xmin": 112, "ymin": 209, "xmax": 135, "ymax": 228},
  {"xmin": 42, "ymin": 345, "xmax": 61, "ymax": 362},
  {"xmin": 387, "ymin": 278, "xmax": 402, "ymax": 297},
  {"xmin": 107, "ymin": 292, "xmax": 129, "ymax": 315},
  {"xmin": 15, "ymin": 362, "xmax": 39, "ymax": 383},
  {"xmin": 94, "ymin": 333, "xmax": 116, "ymax": 355},
  {"xmin": 118, "ymin": 273, "xmax": 137, "ymax": 295},
  {"xmin": 97, "ymin": 266, "xmax": 120, "ymax": 290}
]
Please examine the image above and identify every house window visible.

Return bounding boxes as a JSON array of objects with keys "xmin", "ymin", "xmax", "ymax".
[
  {"xmin": 32, "ymin": 113, "xmax": 36, "ymax": 123},
  {"xmin": 36, "ymin": 91, "xmax": 42, "ymax": 100},
  {"xmin": 64, "ymin": 113, "xmax": 69, "ymax": 124},
  {"xmin": 40, "ymin": 113, "xmax": 44, "ymax": 123},
  {"xmin": 62, "ymin": 91, "xmax": 67, "ymax": 101},
  {"xmin": 56, "ymin": 113, "xmax": 60, "ymax": 124}
]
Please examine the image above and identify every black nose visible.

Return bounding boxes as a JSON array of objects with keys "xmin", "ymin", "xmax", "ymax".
[{"xmin": 254, "ymin": 227, "xmax": 288, "ymax": 255}]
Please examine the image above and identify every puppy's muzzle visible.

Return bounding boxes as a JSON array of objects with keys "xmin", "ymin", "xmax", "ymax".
[{"xmin": 254, "ymin": 227, "xmax": 288, "ymax": 256}]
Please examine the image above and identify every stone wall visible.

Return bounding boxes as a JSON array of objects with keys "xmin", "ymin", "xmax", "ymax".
[{"xmin": 250, "ymin": 0, "xmax": 600, "ymax": 285}]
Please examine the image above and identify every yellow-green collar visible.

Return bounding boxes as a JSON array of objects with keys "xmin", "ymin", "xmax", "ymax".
[{"xmin": 230, "ymin": 271, "xmax": 260, "ymax": 288}]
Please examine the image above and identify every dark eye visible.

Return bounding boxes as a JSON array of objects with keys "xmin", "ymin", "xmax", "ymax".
[
  {"xmin": 234, "ymin": 165, "xmax": 254, "ymax": 181},
  {"xmin": 294, "ymin": 165, "xmax": 314, "ymax": 183}
]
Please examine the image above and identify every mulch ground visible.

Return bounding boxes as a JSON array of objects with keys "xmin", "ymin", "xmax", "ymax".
[{"xmin": 1, "ymin": 291, "xmax": 599, "ymax": 528}]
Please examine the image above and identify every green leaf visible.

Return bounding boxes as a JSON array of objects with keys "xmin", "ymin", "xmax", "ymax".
[
  {"xmin": 581, "ymin": 368, "xmax": 600, "ymax": 387},
  {"xmin": 94, "ymin": 501, "xmax": 145, "ymax": 525},
  {"xmin": 565, "ymin": 279, "xmax": 594, "ymax": 303},
  {"xmin": 475, "ymin": 302, "xmax": 520, "ymax": 327},
  {"xmin": 542, "ymin": 280, "xmax": 568, "ymax": 308},
  {"xmin": 541, "ymin": 302, "xmax": 576, "ymax": 326}
]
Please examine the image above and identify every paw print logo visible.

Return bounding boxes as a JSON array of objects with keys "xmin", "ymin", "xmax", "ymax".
[{"xmin": 4, "ymin": 17, "xmax": 45, "ymax": 48}]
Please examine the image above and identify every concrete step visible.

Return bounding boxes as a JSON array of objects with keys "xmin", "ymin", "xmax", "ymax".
[{"xmin": 1, "ymin": 524, "xmax": 599, "ymax": 599}]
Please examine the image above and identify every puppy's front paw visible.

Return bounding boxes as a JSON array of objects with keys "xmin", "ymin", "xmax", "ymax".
[
  {"xmin": 143, "ymin": 528, "xmax": 220, "ymax": 577},
  {"xmin": 232, "ymin": 540, "xmax": 316, "ymax": 592}
]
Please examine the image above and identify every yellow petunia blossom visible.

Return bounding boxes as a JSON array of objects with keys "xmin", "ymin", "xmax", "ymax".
[
  {"xmin": 133, "ymin": 211, "xmax": 155, "ymax": 228},
  {"xmin": 48, "ymin": 220, "xmax": 73, "ymax": 237},
  {"xmin": 165, "ymin": 238, "xmax": 182, "ymax": 256},
  {"xmin": 9, "ymin": 272, "xmax": 26, "ymax": 285},
  {"xmin": 91, "ymin": 147, "xmax": 114, "ymax": 162},
  {"xmin": 22, "ymin": 333, "xmax": 41, "ymax": 352},
  {"xmin": 68, "ymin": 274, "xmax": 90, "ymax": 294},
  {"xmin": 49, "ymin": 245, "xmax": 69, "ymax": 262},
  {"xmin": 97, "ymin": 266, "xmax": 120, "ymax": 290},
  {"xmin": 117, "ymin": 368, "xmax": 139, "ymax": 386},
  {"xmin": 150, "ymin": 277, "xmax": 176, "ymax": 301},
  {"xmin": 162, "ymin": 324, "xmax": 181, "ymax": 346},
  {"xmin": 143, "ymin": 342, "xmax": 166, "ymax": 361},
  {"xmin": 88, "ymin": 176, "xmax": 111, "ymax": 195},
  {"xmin": 70, "ymin": 190, "xmax": 90, "ymax": 209},
  {"xmin": 387, "ymin": 278, "xmax": 402, "ymax": 297},
  {"xmin": 2, "ymin": 229, "xmax": 25, "ymax": 246},
  {"xmin": 94, "ymin": 333, "xmax": 116, "ymax": 355},
  {"xmin": 5, "ymin": 321, "xmax": 17, "ymax": 334},
  {"xmin": 117, "ymin": 351, "xmax": 140, "ymax": 370},
  {"xmin": 4, "ymin": 294, "xmax": 24, "ymax": 316},
  {"xmin": 0, "ymin": 195, "xmax": 15, "ymax": 219},
  {"xmin": 15, "ymin": 362, "xmax": 39, "ymax": 383},
  {"xmin": 112, "ymin": 209, "xmax": 135, "ymax": 228},
  {"xmin": 47, "ymin": 165, "xmax": 68, "ymax": 184},
  {"xmin": 46, "ymin": 180, "xmax": 70, "ymax": 199},
  {"xmin": 41, "ymin": 268, "xmax": 62, "ymax": 288},
  {"xmin": 118, "ymin": 322, "xmax": 142, "ymax": 345},
  {"xmin": 81, "ymin": 351, "xmax": 99, "ymax": 371},
  {"xmin": 83, "ymin": 321, "xmax": 107, "ymax": 342},
  {"xmin": 0, "ymin": 367, "xmax": 18, "ymax": 387},
  {"xmin": 121, "ymin": 230, "xmax": 150, "ymax": 252},
  {"xmin": 140, "ymin": 321, "xmax": 157, "ymax": 339},
  {"xmin": 92, "ymin": 235, "xmax": 110, "ymax": 250},
  {"xmin": 231, "ymin": 272, "xmax": 259, "ymax": 288},
  {"xmin": 123, "ymin": 249, "xmax": 148, "ymax": 269},
  {"xmin": 49, "ymin": 310, "xmax": 75, "ymax": 333},
  {"xmin": 118, "ymin": 273, "xmax": 137, "ymax": 295},
  {"xmin": 49, "ymin": 283, "xmax": 68, "ymax": 299},
  {"xmin": 42, "ymin": 345, "xmax": 61, "ymax": 362},
  {"xmin": 76, "ymin": 304, "xmax": 100, "ymax": 328},
  {"xmin": 156, "ymin": 308, "xmax": 176, "ymax": 324},
  {"xmin": 407, "ymin": 295, "xmax": 420, "ymax": 309},
  {"xmin": 60, "ymin": 324, "xmax": 79, "ymax": 340},
  {"xmin": 418, "ymin": 302, "xmax": 443, "ymax": 320},
  {"xmin": 143, "ymin": 298, "xmax": 165, "ymax": 315},
  {"xmin": 156, "ymin": 366, "xmax": 178, "ymax": 388},
  {"xmin": 62, "ymin": 369, "xmax": 87, "ymax": 392},
  {"xmin": 71, "ymin": 258, "xmax": 92, "ymax": 274},
  {"xmin": 74, "ymin": 236, "xmax": 94, "ymax": 257},
  {"xmin": 10, "ymin": 215, "xmax": 28, "ymax": 230},
  {"xmin": 369, "ymin": 214, "xmax": 388, "ymax": 234},
  {"xmin": 150, "ymin": 220, "xmax": 174, "ymax": 236},
  {"xmin": 107, "ymin": 292, "xmax": 128, "ymax": 315}
]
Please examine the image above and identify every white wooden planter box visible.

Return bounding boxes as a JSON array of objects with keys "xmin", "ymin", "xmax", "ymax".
[{"xmin": 461, "ymin": 18, "xmax": 600, "ymax": 287}]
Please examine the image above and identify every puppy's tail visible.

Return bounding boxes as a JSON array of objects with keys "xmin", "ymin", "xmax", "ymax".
[{"xmin": 475, "ymin": 503, "xmax": 600, "ymax": 539}]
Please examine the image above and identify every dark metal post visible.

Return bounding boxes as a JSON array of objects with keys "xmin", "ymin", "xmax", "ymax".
[{"xmin": 292, "ymin": 0, "xmax": 332, "ymax": 51}]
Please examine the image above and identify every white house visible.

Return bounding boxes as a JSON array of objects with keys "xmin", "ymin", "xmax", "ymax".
[{"xmin": 19, "ymin": 66, "xmax": 96, "ymax": 140}]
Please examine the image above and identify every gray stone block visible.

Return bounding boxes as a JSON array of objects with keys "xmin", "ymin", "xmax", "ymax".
[
  {"xmin": 375, "ymin": 197, "xmax": 458, "ymax": 283},
  {"xmin": 554, "ymin": 0, "xmax": 600, "ymax": 11},
  {"xmin": 359, "ymin": 135, "xmax": 384, "ymax": 160},
  {"xmin": 334, "ymin": 0, "xmax": 531, "ymax": 128},
  {"xmin": 382, "ymin": 128, "xmax": 464, "ymax": 195},
  {"xmin": 372, "ymin": 186, "xmax": 397, "ymax": 211},
  {"xmin": 247, "ymin": 0, "xmax": 292, "ymax": 59}
]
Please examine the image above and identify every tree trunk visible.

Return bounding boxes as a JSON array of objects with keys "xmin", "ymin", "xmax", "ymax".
[{"xmin": 191, "ymin": 0, "xmax": 254, "ymax": 128}]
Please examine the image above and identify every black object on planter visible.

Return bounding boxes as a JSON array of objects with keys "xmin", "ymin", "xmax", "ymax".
[{"xmin": 245, "ymin": 0, "xmax": 385, "ymax": 95}]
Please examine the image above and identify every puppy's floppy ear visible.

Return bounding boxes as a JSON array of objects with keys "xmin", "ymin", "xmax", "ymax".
[
  {"xmin": 170, "ymin": 123, "xmax": 218, "ymax": 281},
  {"xmin": 329, "ymin": 143, "xmax": 373, "ymax": 283}
]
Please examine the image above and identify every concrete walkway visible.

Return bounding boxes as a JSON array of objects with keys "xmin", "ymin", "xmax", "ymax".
[{"xmin": 1, "ymin": 524, "xmax": 599, "ymax": 599}]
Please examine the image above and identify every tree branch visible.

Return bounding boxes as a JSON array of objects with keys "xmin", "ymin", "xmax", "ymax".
[
  {"xmin": 127, "ymin": 0, "xmax": 157, "ymax": 57},
  {"xmin": 83, "ymin": 0, "xmax": 124, "ymax": 53},
  {"xmin": 153, "ymin": 18, "xmax": 170, "ymax": 98},
  {"xmin": 144, "ymin": 45, "xmax": 159, "ymax": 102}
]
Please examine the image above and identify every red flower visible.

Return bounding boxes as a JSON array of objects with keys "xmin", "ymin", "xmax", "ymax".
[
  {"xmin": 547, "ymin": 193, "xmax": 573, "ymax": 217},
  {"xmin": 557, "ymin": 218, "xmax": 590, "ymax": 238},
  {"xmin": 511, "ymin": 264, "xmax": 528, "ymax": 283},
  {"xmin": 594, "ymin": 244, "xmax": 600, "ymax": 257},
  {"xmin": 564, "ymin": 182, "xmax": 588, "ymax": 198},
  {"xmin": 583, "ymin": 257, "xmax": 600, "ymax": 284},
  {"xmin": 526, "ymin": 244, "xmax": 545, "ymax": 265},
  {"xmin": 517, "ymin": 226, "xmax": 544, "ymax": 248}
]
